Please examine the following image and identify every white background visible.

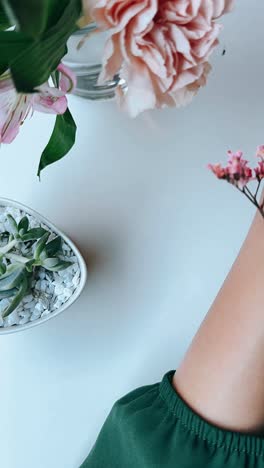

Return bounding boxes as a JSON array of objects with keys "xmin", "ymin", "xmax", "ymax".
[{"xmin": 0, "ymin": 1, "xmax": 262, "ymax": 466}]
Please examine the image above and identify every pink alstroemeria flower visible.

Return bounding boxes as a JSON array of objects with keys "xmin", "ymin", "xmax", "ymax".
[{"xmin": 0, "ymin": 63, "xmax": 76, "ymax": 143}]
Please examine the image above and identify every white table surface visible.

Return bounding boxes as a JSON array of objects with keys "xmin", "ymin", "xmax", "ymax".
[{"xmin": 0, "ymin": 1, "xmax": 262, "ymax": 466}]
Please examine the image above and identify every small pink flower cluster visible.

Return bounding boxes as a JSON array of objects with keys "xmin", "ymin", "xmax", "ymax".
[
  {"xmin": 209, "ymin": 146, "xmax": 264, "ymax": 188},
  {"xmin": 209, "ymin": 146, "xmax": 264, "ymax": 217}
]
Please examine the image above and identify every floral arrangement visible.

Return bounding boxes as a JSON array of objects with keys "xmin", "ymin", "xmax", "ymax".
[
  {"xmin": 0, "ymin": 0, "xmax": 234, "ymax": 174},
  {"xmin": 209, "ymin": 146, "xmax": 264, "ymax": 217}
]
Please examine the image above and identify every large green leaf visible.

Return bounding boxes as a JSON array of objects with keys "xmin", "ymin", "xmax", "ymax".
[
  {"xmin": 0, "ymin": 30, "xmax": 31, "ymax": 75},
  {"xmin": 9, "ymin": 0, "xmax": 81, "ymax": 92},
  {"xmin": 1, "ymin": 0, "xmax": 75, "ymax": 37},
  {"xmin": 1, "ymin": 0, "xmax": 49, "ymax": 37},
  {"xmin": 45, "ymin": 0, "xmax": 76, "ymax": 31},
  {"xmin": 38, "ymin": 108, "xmax": 76, "ymax": 176},
  {"xmin": 0, "ymin": 4, "xmax": 11, "ymax": 30}
]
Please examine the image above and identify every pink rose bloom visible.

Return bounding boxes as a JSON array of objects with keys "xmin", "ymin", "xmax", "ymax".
[
  {"xmin": 88, "ymin": 0, "xmax": 235, "ymax": 116},
  {"xmin": 0, "ymin": 63, "xmax": 76, "ymax": 143}
]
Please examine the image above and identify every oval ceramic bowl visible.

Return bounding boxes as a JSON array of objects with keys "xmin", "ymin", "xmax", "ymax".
[{"xmin": 0, "ymin": 197, "xmax": 87, "ymax": 335}]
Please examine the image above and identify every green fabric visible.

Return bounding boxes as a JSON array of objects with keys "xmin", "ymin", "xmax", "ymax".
[{"xmin": 81, "ymin": 370, "xmax": 264, "ymax": 467}]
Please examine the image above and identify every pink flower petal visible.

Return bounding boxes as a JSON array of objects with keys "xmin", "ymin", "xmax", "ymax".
[
  {"xmin": 1, "ymin": 94, "xmax": 32, "ymax": 143},
  {"xmin": 116, "ymin": 60, "xmax": 156, "ymax": 117},
  {"xmin": 33, "ymin": 95, "xmax": 68, "ymax": 114},
  {"xmin": 57, "ymin": 63, "xmax": 77, "ymax": 93}
]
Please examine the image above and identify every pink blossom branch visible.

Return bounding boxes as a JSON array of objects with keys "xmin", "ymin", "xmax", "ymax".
[{"xmin": 209, "ymin": 146, "xmax": 264, "ymax": 218}]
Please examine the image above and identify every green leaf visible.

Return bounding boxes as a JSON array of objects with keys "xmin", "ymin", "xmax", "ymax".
[
  {"xmin": 7, "ymin": 214, "xmax": 18, "ymax": 235},
  {"xmin": 2, "ymin": 275, "xmax": 28, "ymax": 318},
  {"xmin": 0, "ymin": 264, "xmax": 25, "ymax": 291},
  {"xmin": 0, "ymin": 231, "xmax": 9, "ymax": 239},
  {"xmin": 0, "ymin": 5, "xmax": 12, "ymax": 30},
  {"xmin": 43, "ymin": 258, "xmax": 71, "ymax": 272},
  {"xmin": 25, "ymin": 259, "xmax": 35, "ymax": 272},
  {"xmin": 34, "ymin": 232, "xmax": 50, "ymax": 259},
  {"xmin": 45, "ymin": 0, "xmax": 77, "ymax": 31},
  {"xmin": 9, "ymin": 0, "xmax": 81, "ymax": 92},
  {"xmin": 0, "ymin": 287, "xmax": 17, "ymax": 298},
  {"xmin": 38, "ymin": 108, "xmax": 76, "ymax": 175},
  {"xmin": 0, "ymin": 31, "xmax": 32, "ymax": 76},
  {"xmin": 2, "ymin": 0, "xmax": 50, "ymax": 38},
  {"xmin": 45, "ymin": 236, "xmax": 62, "ymax": 256},
  {"xmin": 42, "ymin": 257, "xmax": 60, "ymax": 268},
  {"xmin": 0, "ymin": 262, "xmax": 6, "ymax": 275},
  {"xmin": 21, "ymin": 227, "xmax": 48, "ymax": 241},
  {"xmin": 18, "ymin": 216, "xmax": 29, "ymax": 233}
]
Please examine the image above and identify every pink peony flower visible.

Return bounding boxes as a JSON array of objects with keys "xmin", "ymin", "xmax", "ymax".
[
  {"xmin": 0, "ymin": 63, "xmax": 76, "ymax": 143},
  {"xmin": 88, "ymin": 0, "xmax": 235, "ymax": 116}
]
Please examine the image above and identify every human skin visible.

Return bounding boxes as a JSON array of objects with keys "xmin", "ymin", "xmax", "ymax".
[{"xmin": 173, "ymin": 207, "xmax": 264, "ymax": 434}]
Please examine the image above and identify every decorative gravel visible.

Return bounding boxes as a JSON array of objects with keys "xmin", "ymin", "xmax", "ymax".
[{"xmin": 0, "ymin": 205, "xmax": 81, "ymax": 328}]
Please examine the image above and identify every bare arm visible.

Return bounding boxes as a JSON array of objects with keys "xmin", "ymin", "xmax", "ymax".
[{"xmin": 173, "ymin": 209, "xmax": 264, "ymax": 434}]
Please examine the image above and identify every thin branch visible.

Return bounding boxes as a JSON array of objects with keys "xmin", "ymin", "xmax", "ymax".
[
  {"xmin": 236, "ymin": 185, "xmax": 264, "ymax": 218},
  {"xmin": 255, "ymin": 179, "xmax": 261, "ymax": 200},
  {"xmin": 244, "ymin": 185, "xmax": 255, "ymax": 202}
]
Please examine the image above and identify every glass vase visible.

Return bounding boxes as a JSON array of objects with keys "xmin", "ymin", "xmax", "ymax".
[{"xmin": 63, "ymin": 23, "xmax": 123, "ymax": 101}]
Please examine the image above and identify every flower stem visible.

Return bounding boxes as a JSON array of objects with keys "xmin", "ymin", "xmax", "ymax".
[
  {"xmin": 255, "ymin": 179, "xmax": 262, "ymax": 200},
  {"xmin": 238, "ymin": 186, "xmax": 264, "ymax": 218},
  {"xmin": 244, "ymin": 185, "xmax": 255, "ymax": 202}
]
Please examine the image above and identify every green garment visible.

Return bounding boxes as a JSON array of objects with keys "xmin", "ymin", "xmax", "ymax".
[{"xmin": 81, "ymin": 370, "xmax": 264, "ymax": 467}]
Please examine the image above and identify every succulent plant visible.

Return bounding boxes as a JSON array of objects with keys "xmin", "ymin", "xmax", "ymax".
[{"xmin": 0, "ymin": 215, "xmax": 72, "ymax": 318}]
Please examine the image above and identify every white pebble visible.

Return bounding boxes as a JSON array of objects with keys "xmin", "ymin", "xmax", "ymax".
[
  {"xmin": 19, "ymin": 311, "xmax": 30, "ymax": 319},
  {"xmin": 6, "ymin": 310, "xmax": 19, "ymax": 326},
  {"xmin": 35, "ymin": 302, "xmax": 44, "ymax": 313},
  {"xmin": 35, "ymin": 280, "xmax": 42, "ymax": 291},
  {"xmin": 24, "ymin": 301, "xmax": 35, "ymax": 310},
  {"xmin": 30, "ymin": 313, "xmax": 40, "ymax": 321},
  {"xmin": 23, "ymin": 295, "xmax": 33, "ymax": 303},
  {"xmin": 19, "ymin": 316, "xmax": 31, "ymax": 325},
  {"xmin": 54, "ymin": 284, "xmax": 64, "ymax": 295},
  {"xmin": 41, "ymin": 309, "xmax": 51, "ymax": 317},
  {"xmin": 0, "ymin": 299, "xmax": 10, "ymax": 314},
  {"xmin": 72, "ymin": 273, "xmax": 80, "ymax": 287},
  {"xmin": 39, "ymin": 280, "xmax": 48, "ymax": 292}
]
